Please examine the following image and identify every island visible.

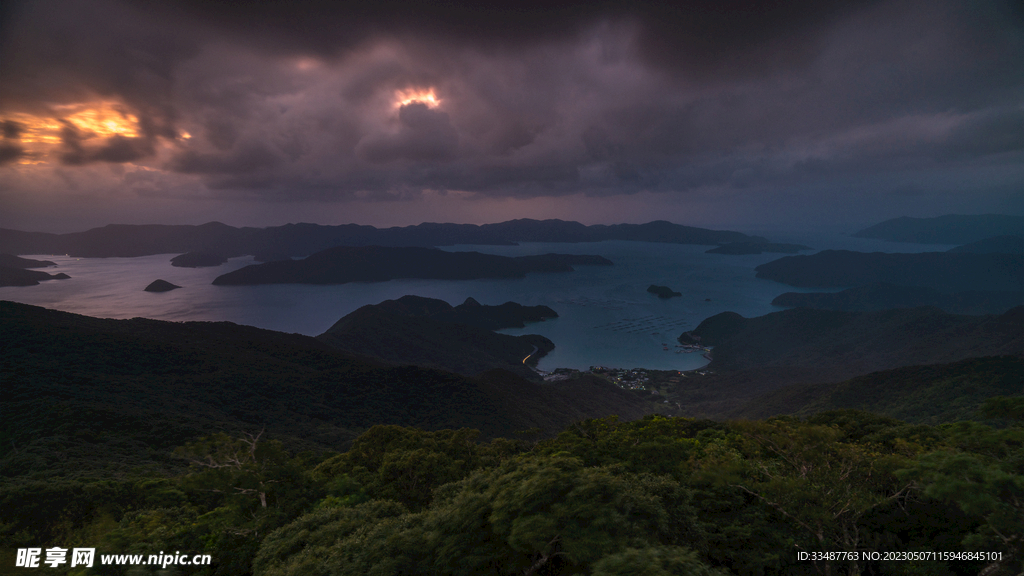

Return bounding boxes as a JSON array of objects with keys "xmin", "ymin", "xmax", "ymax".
[
  {"xmin": 647, "ymin": 284, "xmax": 682, "ymax": 298},
  {"xmin": 170, "ymin": 251, "xmax": 227, "ymax": 267},
  {"xmin": 211, "ymin": 246, "xmax": 612, "ymax": 286},
  {"xmin": 705, "ymin": 241, "xmax": 811, "ymax": 255},
  {"xmin": 144, "ymin": 279, "xmax": 181, "ymax": 292}
]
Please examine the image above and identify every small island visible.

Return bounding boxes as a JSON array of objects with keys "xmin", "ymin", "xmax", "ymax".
[
  {"xmin": 170, "ymin": 252, "xmax": 227, "ymax": 268},
  {"xmin": 647, "ymin": 285, "xmax": 682, "ymax": 299},
  {"xmin": 144, "ymin": 279, "xmax": 181, "ymax": 292}
]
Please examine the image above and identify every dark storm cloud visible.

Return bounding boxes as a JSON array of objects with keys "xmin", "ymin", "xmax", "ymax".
[
  {"xmin": 0, "ymin": 0, "xmax": 195, "ymax": 162},
  {"xmin": 57, "ymin": 120, "xmax": 154, "ymax": 166},
  {"xmin": 357, "ymin": 103, "xmax": 459, "ymax": 164},
  {"xmin": 0, "ymin": 0, "xmax": 1021, "ymax": 214},
  {"xmin": 0, "ymin": 120, "xmax": 26, "ymax": 165},
  {"xmin": 2, "ymin": 121, "xmax": 25, "ymax": 139},
  {"xmin": 0, "ymin": 143, "xmax": 25, "ymax": 166},
  {"xmin": 170, "ymin": 143, "xmax": 284, "ymax": 175},
  {"xmin": 136, "ymin": 0, "xmax": 893, "ymax": 78},
  {"xmin": 0, "ymin": 1, "xmax": 200, "ymax": 106}
]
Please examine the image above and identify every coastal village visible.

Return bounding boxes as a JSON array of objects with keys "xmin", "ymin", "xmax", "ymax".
[{"xmin": 533, "ymin": 341, "xmax": 714, "ymax": 412}]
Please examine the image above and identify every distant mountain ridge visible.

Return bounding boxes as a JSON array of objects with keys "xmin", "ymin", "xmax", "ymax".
[
  {"xmin": 853, "ymin": 214, "xmax": 1024, "ymax": 244},
  {"xmin": 0, "ymin": 219, "xmax": 763, "ymax": 258}
]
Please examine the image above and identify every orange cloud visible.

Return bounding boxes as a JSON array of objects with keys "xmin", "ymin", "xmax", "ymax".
[
  {"xmin": 394, "ymin": 88, "xmax": 440, "ymax": 109},
  {"xmin": 1, "ymin": 101, "xmax": 143, "ymax": 165}
]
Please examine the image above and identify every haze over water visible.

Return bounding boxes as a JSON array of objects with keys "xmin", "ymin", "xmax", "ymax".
[{"xmin": 1, "ymin": 231, "xmax": 955, "ymax": 372}]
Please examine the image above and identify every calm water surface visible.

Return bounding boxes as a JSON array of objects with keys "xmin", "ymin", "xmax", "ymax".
[{"xmin": 1, "ymin": 233, "xmax": 955, "ymax": 371}]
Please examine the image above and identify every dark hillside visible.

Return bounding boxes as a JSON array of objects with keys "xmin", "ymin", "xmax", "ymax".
[
  {"xmin": 731, "ymin": 356, "xmax": 1024, "ymax": 423},
  {"xmin": 669, "ymin": 306, "xmax": 1023, "ymax": 418},
  {"xmin": 688, "ymin": 306, "xmax": 1022, "ymax": 378},
  {"xmin": 947, "ymin": 235, "xmax": 1023, "ymax": 254},
  {"xmin": 0, "ymin": 301, "xmax": 649, "ymax": 481}
]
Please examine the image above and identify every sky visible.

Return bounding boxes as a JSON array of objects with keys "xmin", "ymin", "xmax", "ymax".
[{"xmin": 1, "ymin": 0, "xmax": 1022, "ymax": 233}]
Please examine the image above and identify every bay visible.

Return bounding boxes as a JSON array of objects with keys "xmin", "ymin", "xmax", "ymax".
[{"xmin": 0, "ymin": 233, "xmax": 956, "ymax": 372}]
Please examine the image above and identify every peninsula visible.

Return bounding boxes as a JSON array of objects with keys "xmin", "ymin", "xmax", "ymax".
[
  {"xmin": 316, "ymin": 295, "xmax": 557, "ymax": 379},
  {"xmin": 754, "ymin": 250, "xmax": 1022, "ymax": 292},
  {"xmin": 772, "ymin": 283, "xmax": 1022, "ymax": 315},
  {"xmin": 0, "ymin": 253, "xmax": 68, "ymax": 287}
]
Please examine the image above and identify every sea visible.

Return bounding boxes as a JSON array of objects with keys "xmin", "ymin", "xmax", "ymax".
[{"xmin": 0, "ymin": 231, "xmax": 957, "ymax": 372}]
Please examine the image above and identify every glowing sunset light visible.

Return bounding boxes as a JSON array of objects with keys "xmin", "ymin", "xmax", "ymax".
[
  {"xmin": 63, "ymin": 102, "xmax": 139, "ymax": 138},
  {"xmin": 394, "ymin": 88, "xmax": 440, "ymax": 108},
  {"xmin": 5, "ymin": 114, "xmax": 63, "ymax": 144},
  {"xmin": 3, "ymin": 101, "xmax": 140, "ymax": 145}
]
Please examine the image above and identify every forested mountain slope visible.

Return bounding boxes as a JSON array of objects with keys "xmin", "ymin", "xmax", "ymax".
[
  {"xmin": 0, "ymin": 301, "xmax": 649, "ymax": 481},
  {"xmin": 316, "ymin": 295, "xmax": 557, "ymax": 379}
]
